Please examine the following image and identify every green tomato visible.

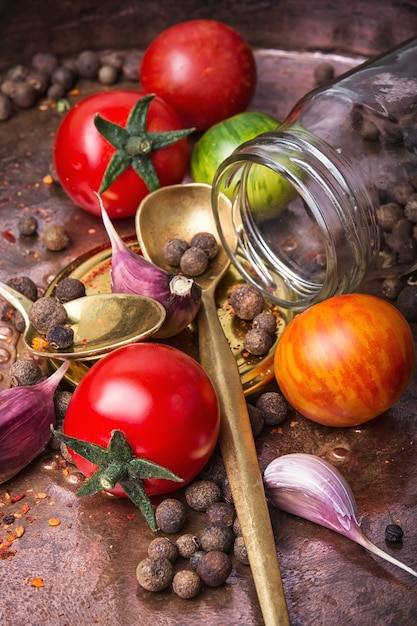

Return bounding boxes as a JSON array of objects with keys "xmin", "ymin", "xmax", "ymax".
[
  {"xmin": 191, "ymin": 111, "xmax": 279, "ymax": 187},
  {"xmin": 191, "ymin": 111, "xmax": 296, "ymax": 213}
]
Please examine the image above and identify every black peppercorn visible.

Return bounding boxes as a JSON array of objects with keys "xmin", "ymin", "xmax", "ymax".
[
  {"xmin": 385, "ymin": 523, "xmax": 404, "ymax": 543},
  {"xmin": 190, "ymin": 231, "xmax": 219, "ymax": 259},
  {"xmin": 252, "ymin": 312, "xmax": 277, "ymax": 336},
  {"xmin": 205, "ymin": 501, "xmax": 236, "ymax": 527},
  {"xmin": 196, "ymin": 550, "xmax": 232, "ymax": 587},
  {"xmin": 148, "ymin": 537, "xmax": 178, "ymax": 562},
  {"xmin": 28, "ymin": 297, "xmax": 67, "ymax": 333},
  {"xmin": 172, "ymin": 569, "xmax": 202, "ymax": 599},
  {"xmin": 17, "ymin": 214, "xmax": 38, "ymax": 236},
  {"xmin": 230, "ymin": 283, "xmax": 265, "ymax": 320},
  {"xmin": 9, "ymin": 358, "xmax": 43, "ymax": 387},
  {"xmin": 175, "ymin": 533, "xmax": 200, "ymax": 558},
  {"xmin": 198, "ymin": 523, "xmax": 234, "ymax": 553},
  {"xmin": 41, "ymin": 224, "xmax": 70, "ymax": 251},
  {"xmin": 136, "ymin": 556, "xmax": 174, "ymax": 592},
  {"xmin": 163, "ymin": 238, "xmax": 189, "ymax": 267},
  {"xmin": 155, "ymin": 498, "xmax": 187, "ymax": 534},
  {"xmin": 244, "ymin": 327, "xmax": 273, "ymax": 355},
  {"xmin": 55, "ymin": 277, "xmax": 86, "ymax": 302},
  {"xmin": 46, "ymin": 324, "xmax": 74, "ymax": 349},
  {"xmin": 233, "ymin": 535, "xmax": 249, "ymax": 565},
  {"xmin": 185, "ymin": 480, "xmax": 222, "ymax": 512},
  {"xmin": 6, "ymin": 276, "xmax": 38, "ymax": 301},
  {"xmin": 256, "ymin": 391, "xmax": 289, "ymax": 426},
  {"xmin": 180, "ymin": 246, "xmax": 209, "ymax": 276}
]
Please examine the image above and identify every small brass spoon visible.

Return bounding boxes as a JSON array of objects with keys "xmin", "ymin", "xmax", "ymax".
[
  {"xmin": 136, "ymin": 183, "xmax": 290, "ymax": 626},
  {"xmin": 0, "ymin": 281, "xmax": 166, "ymax": 360}
]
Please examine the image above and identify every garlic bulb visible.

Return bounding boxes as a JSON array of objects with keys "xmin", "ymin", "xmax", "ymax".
[
  {"xmin": 100, "ymin": 198, "xmax": 201, "ymax": 338},
  {"xmin": 0, "ymin": 360, "xmax": 70, "ymax": 484},
  {"xmin": 264, "ymin": 453, "xmax": 417, "ymax": 578}
]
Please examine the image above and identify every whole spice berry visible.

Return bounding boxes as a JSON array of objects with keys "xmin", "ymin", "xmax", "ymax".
[
  {"xmin": 385, "ymin": 523, "xmax": 404, "ymax": 543},
  {"xmin": 28, "ymin": 297, "xmax": 67, "ymax": 333},
  {"xmin": 41, "ymin": 224, "xmax": 70, "ymax": 251},
  {"xmin": 233, "ymin": 516, "xmax": 242, "ymax": 537},
  {"xmin": 148, "ymin": 537, "xmax": 178, "ymax": 562},
  {"xmin": 7, "ymin": 276, "xmax": 38, "ymax": 301},
  {"xmin": 233, "ymin": 535, "xmax": 249, "ymax": 565},
  {"xmin": 189, "ymin": 550, "xmax": 206, "ymax": 571},
  {"xmin": 136, "ymin": 556, "xmax": 174, "ymax": 592},
  {"xmin": 244, "ymin": 327, "xmax": 273, "ymax": 355},
  {"xmin": 51, "ymin": 66, "xmax": 77, "ymax": 91},
  {"xmin": 54, "ymin": 277, "xmax": 86, "ymax": 302},
  {"xmin": 175, "ymin": 533, "xmax": 200, "ymax": 558},
  {"xmin": 185, "ymin": 480, "xmax": 222, "ymax": 512},
  {"xmin": 196, "ymin": 550, "xmax": 232, "ymax": 587},
  {"xmin": 180, "ymin": 246, "xmax": 209, "ymax": 276},
  {"xmin": 53, "ymin": 390, "xmax": 73, "ymax": 424},
  {"xmin": 9, "ymin": 358, "xmax": 43, "ymax": 387},
  {"xmin": 163, "ymin": 238, "xmax": 189, "ymax": 266},
  {"xmin": 0, "ymin": 93, "xmax": 13, "ymax": 121},
  {"xmin": 31, "ymin": 52, "xmax": 58, "ymax": 75},
  {"xmin": 198, "ymin": 453, "xmax": 227, "ymax": 486},
  {"xmin": 381, "ymin": 277, "xmax": 404, "ymax": 300},
  {"xmin": 98, "ymin": 65, "xmax": 119, "ymax": 85},
  {"xmin": 17, "ymin": 214, "xmax": 38, "ymax": 236},
  {"xmin": 190, "ymin": 231, "xmax": 219, "ymax": 259},
  {"xmin": 48, "ymin": 83, "xmax": 66, "ymax": 101},
  {"xmin": 10, "ymin": 81, "xmax": 36, "ymax": 108},
  {"xmin": 76, "ymin": 50, "xmax": 101, "ymax": 79},
  {"xmin": 198, "ymin": 523, "xmax": 234, "ymax": 553},
  {"xmin": 396, "ymin": 284, "xmax": 417, "ymax": 322},
  {"xmin": 155, "ymin": 498, "xmax": 187, "ymax": 533},
  {"xmin": 256, "ymin": 391, "xmax": 289, "ymax": 426},
  {"xmin": 230, "ymin": 283, "xmax": 264, "ymax": 320},
  {"xmin": 205, "ymin": 501, "xmax": 236, "ymax": 527},
  {"xmin": 252, "ymin": 312, "xmax": 277, "ymax": 336},
  {"xmin": 246, "ymin": 403, "xmax": 265, "ymax": 437},
  {"xmin": 45, "ymin": 324, "xmax": 74, "ymax": 349},
  {"xmin": 172, "ymin": 569, "xmax": 202, "ymax": 599},
  {"xmin": 222, "ymin": 478, "xmax": 233, "ymax": 504},
  {"xmin": 313, "ymin": 61, "xmax": 335, "ymax": 85}
]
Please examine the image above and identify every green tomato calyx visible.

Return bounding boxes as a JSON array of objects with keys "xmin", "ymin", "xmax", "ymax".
[
  {"xmin": 94, "ymin": 93, "xmax": 195, "ymax": 194},
  {"xmin": 53, "ymin": 428, "xmax": 183, "ymax": 531}
]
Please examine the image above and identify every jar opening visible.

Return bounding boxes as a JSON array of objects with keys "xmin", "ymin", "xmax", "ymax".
[{"xmin": 212, "ymin": 130, "xmax": 379, "ymax": 311}]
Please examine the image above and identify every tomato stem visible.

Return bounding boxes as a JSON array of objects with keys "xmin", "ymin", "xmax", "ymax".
[
  {"xmin": 53, "ymin": 428, "xmax": 183, "ymax": 531},
  {"xmin": 94, "ymin": 94, "xmax": 195, "ymax": 194}
]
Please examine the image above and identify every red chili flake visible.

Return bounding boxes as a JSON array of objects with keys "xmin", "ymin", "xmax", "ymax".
[
  {"xmin": 10, "ymin": 493, "xmax": 25, "ymax": 504},
  {"xmin": 126, "ymin": 513, "xmax": 135, "ymax": 520},
  {"xmin": 2, "ymin": 230, "xmax": 16, "ymax": 243},
  {"xmin": 30, "ymin": 577, "xmax": 45, "ymax": 588}
]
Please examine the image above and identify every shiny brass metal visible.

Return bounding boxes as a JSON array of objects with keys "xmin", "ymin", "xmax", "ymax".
[
  {"xmin": 0, "ymin": 281, "xmax": 166, "ymax": 360},
  {"xmin": 136, "ymin": 183, "xmax": 290, "ymax": 626}
]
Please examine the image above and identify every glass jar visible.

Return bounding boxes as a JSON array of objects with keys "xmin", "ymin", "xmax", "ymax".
[{"xmin": 212, "ymin": 37, "xmax": 417, "ymax": 311}]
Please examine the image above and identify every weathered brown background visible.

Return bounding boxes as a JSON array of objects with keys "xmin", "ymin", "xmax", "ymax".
[
  {"xmin": 1, "ymin": 2, "xmax": 417, "ymax": 625},
  {"xmin": 1, "ymin": 0, "xmax": 417, "ymax": 70}
]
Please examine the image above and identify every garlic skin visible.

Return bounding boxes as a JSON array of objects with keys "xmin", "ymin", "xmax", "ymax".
[
  {"xmin": 0, "ymin": 360, "xmax": 70, "ymax": 484},
  {"xmin": 264, "ymin": 453, "xmax": 417, "ymax": 578},
  {"xmin": 100, "ymin": 201, "xmax": 202, "ymax": 338}
]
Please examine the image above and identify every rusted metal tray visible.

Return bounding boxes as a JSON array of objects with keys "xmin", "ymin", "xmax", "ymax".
[{"xmin": 1, "ymin": 22, "xmax": 417, "ymax": 626}]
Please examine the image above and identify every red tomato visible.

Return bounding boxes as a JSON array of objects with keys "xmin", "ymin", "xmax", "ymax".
[
  {"xmin": 63, "ymin": 343, "xmax": 220, "ymax": 496},
  {"xmin": 140, "ymin": 19, "xmax": 257, "ymax": 131},
  {"xmin": 53, "ymin": 90, "xmax": 191, "ymax": 218},
  {"xmin": 274, "ymin": 294, "xmax": 415, "ymax": 427}
]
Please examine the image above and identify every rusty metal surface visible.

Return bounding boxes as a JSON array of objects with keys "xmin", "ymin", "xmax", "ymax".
[{"xmin": 1, "ymin": 49, "xmax": 417, "ymax": 626}]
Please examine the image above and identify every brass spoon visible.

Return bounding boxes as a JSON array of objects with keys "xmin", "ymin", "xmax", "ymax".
[
  {"xmin": 136, "ymin": 183, "xmax": 290, "ymax": 626},
  {"xmin": 0, "ymin": 281, "xmax": 166, "ymax": 360}
]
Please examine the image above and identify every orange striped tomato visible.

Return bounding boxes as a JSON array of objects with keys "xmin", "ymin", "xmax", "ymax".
[{"xmin": 274, "ymin": 293, "xmax": 415, "ymax": 427}]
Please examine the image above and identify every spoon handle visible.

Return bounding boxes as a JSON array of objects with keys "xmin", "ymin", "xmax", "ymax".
[
  {"xmin": 198, "ymin": 290, "xmax": 289, "ymax": 626},
  {"xmin": 0, "ymin": 281, "xmax": 31, "ymax": 326}
]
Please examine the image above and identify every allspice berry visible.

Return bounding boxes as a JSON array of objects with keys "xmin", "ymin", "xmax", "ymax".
[
  {"xmin": 136, "ymin": 556, "xmax": 174, "ymax": 592},
  {"xmin": 41, "ymin": 224, "xmax": 70, "ymax": 251},
  {"xmin": 172, "ymin": 570, "xmax": 202, "ymax": 599},
  {"xmin": 230, "ymin": 283, "xmax": 264, "ymax": 320},
  {"xmin": 155, "ymin": 498, "xmax": 186, "ymax": 534},
  {"xmin": 198, "ymin": 523, "xmax": 234, "ymax": 553},
  {"xmin": 185, "ymin": 480, "xmax": 222, "ymax": 512},
  {"xmin": 147, "ymin": 537, "xmax": 178, "ymax": 563},
  {"xmin": 175, "ymin": 533, "xmax": 200, "ymax": 558},
  {"xmin": 256, "ymin": 391, "xmax": 289, "ymax": 426},
  {"xmin": 196, "ymin": 550, "xmax": 232, "ymax": 587}
]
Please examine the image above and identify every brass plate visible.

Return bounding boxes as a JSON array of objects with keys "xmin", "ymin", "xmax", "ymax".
[{"xmin": 45, "ymin": 238, "xmax": 291, "ymax": 395}]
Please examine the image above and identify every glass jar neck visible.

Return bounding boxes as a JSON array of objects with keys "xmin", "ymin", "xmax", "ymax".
[{"xmin": 212, "ymin": 128, "xmax": 380, "ymax": 311}]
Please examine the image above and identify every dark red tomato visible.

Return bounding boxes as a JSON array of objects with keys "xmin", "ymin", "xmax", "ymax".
[
  {"xmin": 275, "ymin": 294, "xmax": 415, "ymax": 427},
  {"xmin": 63, "ymin": 343, "xmax": 220, "ymax": 496},
  {"xmin": 140, "ymin": 20, "xmax": 257, "ymax": 131},
  {"xmin": 53, "ymin": 90, "xmax": 191, "ymax": 218}
]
